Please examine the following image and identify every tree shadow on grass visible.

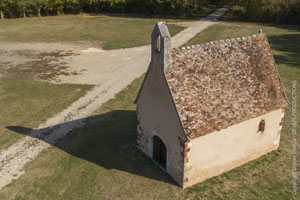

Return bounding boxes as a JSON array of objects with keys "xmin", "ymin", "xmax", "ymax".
[
  {"xmin": 6, "ymin": 110, "xmax": 176, "ymax": 186},
  {"xmin": 268, "ymin": 33, "xmax": 300, "ymax": 69}
]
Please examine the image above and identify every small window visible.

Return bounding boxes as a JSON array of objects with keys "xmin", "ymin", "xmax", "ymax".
[
  {"xmin": 157, "ymin": 35, "xmax": 161, "ymax": 52},
  {"xmin": 258, "ymin": 120, "xmax": 265, "ymax": 135}
]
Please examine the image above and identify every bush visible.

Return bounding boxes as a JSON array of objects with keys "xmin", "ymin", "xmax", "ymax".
[
  {"xmin": 230, "ymin": 0, "xmax": 300, "ymax": 25},
  {"xmin": 231, "ymin": 5, "xmax": 246, "ymax": 18}
]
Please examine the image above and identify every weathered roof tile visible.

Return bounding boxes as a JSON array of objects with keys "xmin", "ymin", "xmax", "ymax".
[{"xmin": 166, "ymin": 34, "xmax": 288, "ymax": 138}]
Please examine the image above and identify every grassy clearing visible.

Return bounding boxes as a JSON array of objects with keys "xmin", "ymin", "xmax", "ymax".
[
  {"xmin": 0, "ymin": 15, "xmax": 184, "ymax": 50},
  {"xmin": 0, "ymin": 48, "xmax": 92, "ymax": 150},
  {"xmin": 0, "ymin": 15, "xmax": 184, "ymax": 149},
  {"xmin": 0, "ymin": 22, "xmax": 299, "ymax": 199},
  {"xmin": 0, "ymin": 77, "xmax": 92, "ymax": 150}
]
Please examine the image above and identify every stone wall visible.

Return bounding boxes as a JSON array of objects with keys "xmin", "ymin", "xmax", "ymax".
[{"xmin": 182, "ymin": 108, "xmax": 285, "ymax": 188}]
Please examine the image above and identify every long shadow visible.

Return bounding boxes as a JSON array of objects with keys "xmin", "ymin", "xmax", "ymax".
[
  {"xmin": 268, "ymin": 33, "xmax": 300, "ymax": 69},
  {"xmin": 6, "ymin": 110, "xmax": 176, "ymax": 185}
]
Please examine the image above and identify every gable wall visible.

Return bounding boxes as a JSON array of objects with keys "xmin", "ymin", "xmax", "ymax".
[
  {"xmin": 136, "ymin": 58, "xmax": 186, "ymax": 186},
  {"xmin": 183, "ymin": 108, "xmax": 285, "ymax": 188}
]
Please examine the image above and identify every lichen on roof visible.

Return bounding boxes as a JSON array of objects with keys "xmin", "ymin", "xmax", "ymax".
[{"xmin": 166, "ymin": 33, "xmax": 288, "ymax": 139}]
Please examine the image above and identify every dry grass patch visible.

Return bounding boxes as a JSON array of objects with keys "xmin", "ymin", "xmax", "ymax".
[
  {"xmin": 0, "ymin": 15, "xmax": 185, "ymax": 50},
  {"xmin": 0, "ymin": 50, "xmax": 79, "ymax": 81}
]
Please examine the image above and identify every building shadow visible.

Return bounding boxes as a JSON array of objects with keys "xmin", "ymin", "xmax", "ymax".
[{"xmin": 6, "ymin": 110, "xmax": 176, "ymax": 186}]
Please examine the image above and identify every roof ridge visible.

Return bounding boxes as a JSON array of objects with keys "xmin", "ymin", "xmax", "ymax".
[{"xmin": 175, "ymin": 33, "xmax": 265, "ymax": 51}]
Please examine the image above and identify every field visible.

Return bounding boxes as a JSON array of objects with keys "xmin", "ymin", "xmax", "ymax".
[
  {"xmin": 0, "ymin": 77, "xmax": 91, "ymax": 150},
  {"xmin": 0, "ymin": 21, "xmax": 298, "ymax": 199},
  {"xmin": 0, "ymin": 15, "xmax": 184, "ymax": 50},
  {"xmin": 0, "ymin": 15, "xmax": 185, "ymax": 151}
]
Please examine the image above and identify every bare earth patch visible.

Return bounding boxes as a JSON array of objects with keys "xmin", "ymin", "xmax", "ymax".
[
  {"xmin": 0, "ymin": 42, "xmax": 90, "ymax": 82},
  {"xmin": 0, "ymin": 49, "xmax": 79, "ymax": 81}
]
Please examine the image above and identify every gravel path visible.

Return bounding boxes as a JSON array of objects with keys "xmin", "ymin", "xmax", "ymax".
[{"xmin": 0, "ymin": 7, "xmax": 228, "ymax": 189}]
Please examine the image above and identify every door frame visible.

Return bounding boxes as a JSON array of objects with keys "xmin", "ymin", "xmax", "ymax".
[{"xmin": 149, "ymin": 132, "xmax": 169, "ymax": 173}]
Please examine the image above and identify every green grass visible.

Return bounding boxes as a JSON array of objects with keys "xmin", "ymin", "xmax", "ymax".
[
  {"xmin": 0, "ymin": 15, "xmax": 184, "ymax": 50},
  {"xmin": 0, "ymin": 77, "xmax": 92, "ymax": 150},
  {"xmin": 0, "ymin": 22, "xmax": 299, "ymax": 199}
]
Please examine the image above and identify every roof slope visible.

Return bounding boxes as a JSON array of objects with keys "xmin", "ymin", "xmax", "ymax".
[{"xmin": 166, "ymin": 33, "xmax": 288, "ymax": 139}]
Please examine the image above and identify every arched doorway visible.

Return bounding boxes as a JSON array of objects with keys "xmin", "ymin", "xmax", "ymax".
[{"xmin": 153, "ymin": 135, "xmax": 167, "ymax": 169}]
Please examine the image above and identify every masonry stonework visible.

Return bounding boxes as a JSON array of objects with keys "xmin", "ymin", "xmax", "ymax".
[{"xmin": 182, "ymin": 109, "xmax": 284, "ymax": 188}]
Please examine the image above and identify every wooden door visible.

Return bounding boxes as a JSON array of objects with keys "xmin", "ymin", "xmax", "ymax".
[{"xmin": 153, "ymin": 136, "xmax": 167, "ymax": 169}]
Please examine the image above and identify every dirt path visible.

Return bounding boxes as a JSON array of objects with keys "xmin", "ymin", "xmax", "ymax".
[{"xmin": 0, "ymin": 7, "xmax": 228, "ymax": 189}]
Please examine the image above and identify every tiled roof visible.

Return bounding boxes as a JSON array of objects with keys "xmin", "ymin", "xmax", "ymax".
[{"xmin": 166, "ymin": 33, "xmax": 288, "ymax": 139}]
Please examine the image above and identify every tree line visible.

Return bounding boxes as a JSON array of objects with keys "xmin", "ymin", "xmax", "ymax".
[
  {"xmin": 0, "ymin": 0, "xmax": 299, "ymax": 24},
  {"xmin": 231, "ymin": 0, "xmax": 300, "ymax": 25},
  {"xmin": 0, "ymin": 0, "xmax": 224, "ymax": 19}
]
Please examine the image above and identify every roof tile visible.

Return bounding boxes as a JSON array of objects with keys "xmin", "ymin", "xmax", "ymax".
[{"xmin": 166, "ymin": 34, "xmax": 288, "ymax": 138}]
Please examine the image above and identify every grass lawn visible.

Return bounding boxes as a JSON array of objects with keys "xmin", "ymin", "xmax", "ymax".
[
  {"xmin": 0, "ymin": 15, "xmax": 184, "ymax": 50},
  {"xmin": 0, "ymin": 77, "xmax": 92, "ymax": 150},
  {"xmin": 0, "ymin": 22, "xmax": 299, "ymax": 199}
]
